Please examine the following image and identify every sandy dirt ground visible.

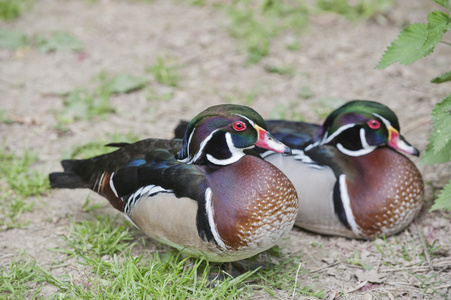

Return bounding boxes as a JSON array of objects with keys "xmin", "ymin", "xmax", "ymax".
[{"xmin": 1, "ymin": 0, "xmax": 451, "ymax": 299}]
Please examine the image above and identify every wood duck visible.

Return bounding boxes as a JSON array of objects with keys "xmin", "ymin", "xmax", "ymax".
[
  {"xmin": 49, "ymin": 104, "xmax": 298, "ymax": 262},
  {"xmin": 174, "ymin": 100, "xmax": 424, "ymax": 239}
]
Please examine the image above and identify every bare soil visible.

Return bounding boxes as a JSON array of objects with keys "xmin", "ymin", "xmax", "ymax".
[{"xmin": 1, "ymin": 0, "xmax": 450, "ymax": 299}]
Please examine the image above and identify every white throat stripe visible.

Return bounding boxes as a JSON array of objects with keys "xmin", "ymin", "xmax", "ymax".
[
  {"xmin": 205, "ymin": 188, "xmax": 227, "ymax": 250},
  {"xmin": 339, "ymin": 174, "xmax": 362, "ymax": 235}
]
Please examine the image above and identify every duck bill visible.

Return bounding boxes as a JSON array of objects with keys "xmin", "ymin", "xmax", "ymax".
[
  {"xmin": 254, "ymin": 125, "xmax": 292, "ymax": 155},
  {"xmin": 387, "ymin": 126, "xmax": 420, "ymax": 156}
]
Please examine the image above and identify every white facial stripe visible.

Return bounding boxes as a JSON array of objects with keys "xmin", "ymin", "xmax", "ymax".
[
  {"xmin": 372, "ymin": 113, "xmax": 391, "ymax": 127},
  {"xmin": 232, "ymin": 113, "xmax": 255, "ymax": 127},
  {"xmin": 206, "ymin": 153, "xmax": 245, "ymax": 165},
  {"xmin": 335, "ymin": 127, "xmax": 377, "ymax": 157},
  {"xmin": 323, "ymin": 123, "xmax": 356, "ymax": 144},
  {"xmin": 339, "ymin": 174, "xmax": 362, "ymax": 236},
  {"xmin": 186, "ymin": 127, "xmax": 196, "ymax": 158},
  {"xmin": 178, "ymin": 128, "xmax": 197, "ymax": 163},
  {"xmin": 189, "ymin": 129, "xmax": 218, "ymax": 164},
  {"xmin": 360, "ymin": 127, "xmax": 370, "ymax": 148},
  {"xmin": 336, "ymin": 143, "xmax": 376, "ymax": 156},
  {"xmin": 206, "ymin": 132, "xmax": 250, "ymax": 165},
  {"xmin": 109, "ymin": 172, "xmax": 119, "ymax": 197},
  {"xmin": 304, "ymin": 140, "xmax": 320, "ymax": 151},
  {"xmin": 205, "ymin": 188, "xmax": 227, "ymax": 250}
]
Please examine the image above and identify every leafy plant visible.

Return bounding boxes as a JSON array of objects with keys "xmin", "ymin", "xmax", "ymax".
[
  {"xmin": 36, "ymin": 31, "xmax": 84, "ymax": 53},
  {"xmin": 0, "ymin": 29, "xmax": 28, "ymax": 49},
  {"xmin": 376, "ymin": 0, "xmax": 451, "ymax": 211}
]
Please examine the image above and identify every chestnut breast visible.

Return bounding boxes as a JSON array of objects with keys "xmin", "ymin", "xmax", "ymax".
[
  {"xmin": 345, "ymin": 148, "xmax": 424, "ymax": 237},
  {"xmin": 207, "ymin": 155, "xmax": 298, "ymax": 251}
]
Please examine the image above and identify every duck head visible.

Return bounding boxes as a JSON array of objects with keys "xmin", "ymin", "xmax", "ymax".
[
  {"xmin": 311, "ymin": 100, "xmax": 419, "ymax": 157},
  {"xmin": 177, "ymin": 104, "xmax": 292, "ymax": 165}
]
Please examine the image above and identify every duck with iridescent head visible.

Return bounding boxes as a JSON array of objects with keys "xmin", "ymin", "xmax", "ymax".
[
  {"xmin": 261, "ymin": 100, "xmax": 424, "ymax": 239},
  {"xmin": 49, "ymin": 104, "xmax": 298, "ymax": 262}
]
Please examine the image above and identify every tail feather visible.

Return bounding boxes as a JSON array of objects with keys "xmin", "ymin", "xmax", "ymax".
[
  {"xmin": 49, "ymin": 159, "xmax": 95, "ymax": 189},
  {"xmin": 49, "ymin": 172, "xmax": 91, "ymax": 189},
  {"xmin": 61, "ymin": 159, "xmax": 78, "ymax": 172}
]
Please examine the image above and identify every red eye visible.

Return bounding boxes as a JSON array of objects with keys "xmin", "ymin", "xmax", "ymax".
[
  {"xmin": 368, "ymin": 119, "xmax": 380, "ymax": 129},
  {"xmin": 233, "ymin": 121, "xmax": 246, "ymax": 131}
]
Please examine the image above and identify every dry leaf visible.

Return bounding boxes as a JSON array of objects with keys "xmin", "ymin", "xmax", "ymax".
[{"xmin": 355, "ymin": 269, "xmax": 386, "ymax": 283}]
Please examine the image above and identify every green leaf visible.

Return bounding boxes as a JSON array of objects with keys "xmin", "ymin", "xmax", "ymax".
[
  {"xmin": 430, "ymin": 180, "xmax": 451, "ymax": 211},
  {"xmin": 102, "ymin": 74, "xmax": 147, "ymax": 94},
  {"xmin": 421, "ymin": 140, "xmax": 451, "ymax": 164},
  {"xmin": 421, "ymin": 95, "xmax": 451, "ymax": 164},
  {"xmin": 376, "ymin": 23, "xmax": 432, "ymax": 69},
  {"xmin": 433, "ymin": 0, "xmax": 451, "ymax": 11},
  {"xmin": 0, "ymin": 29, "xmax": 28, "ymax": 49},
  {"xmin": 424, "ymin": 11, "xmax": 451, "ymax": 51},
  {"xmin": 36, "ymin": 32, "xmax": 84, "ymax": 53},
  {"xmin": 431, "ymin": 70, "xmax": 451, "ymax": 83}
]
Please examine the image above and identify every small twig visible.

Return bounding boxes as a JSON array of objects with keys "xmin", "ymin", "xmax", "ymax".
[
  {"xmin": 304, "ymin": 249, "xmax": 321, "ymax": 268},
  {"xmin": 380, "ymin": 265, "xmax": 431, "ymax": 272},
  {"xmin": 439, "ymin": 40, "xmax": 451, "ymax": 46},
  {"xmin": 384, "ymin": 281, "xmax": 413, "ymax": 286},
  {"xmin": 416, "ymin": 222, "xmax": 433, "ymax": 270},
  {"xmin": 434, "ymin": 283, "xmax": 451, "ymax": 289},
  {"xmin": 291, "ymin": 261, "xmax": 303, "ymax": 300},
  {"xmin": 309, "ymin": 261, "xmax": 340, "ymax": 273},
  {"xmin": 347, "ymin": 281, "xmax": 368, "ymax": 293}
]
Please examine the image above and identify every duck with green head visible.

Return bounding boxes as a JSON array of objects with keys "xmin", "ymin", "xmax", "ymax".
[
  {"xmin": 174, "ymin": 100, "xmax": 424, "ymax": 239},
  {"xmin": 261, "ymin": 100, "xmax": 423, "ymax": 239},
  {"xmin": 49, "ymin": 104, "xmax": 299, "ymax": 262}
]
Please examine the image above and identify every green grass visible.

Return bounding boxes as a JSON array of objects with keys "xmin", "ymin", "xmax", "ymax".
[
  {"xmin": 0, "ymin": 252, "xmax": 45, "ymax": 299},
  {"xmin": 62, "ymin": 132, "xmax": 140, "ymax": 160},
  {"xmin": 264, "ymin": 64, "xmax": 295, "ymax": 76},
  {"xmin": 55, "ymin": 215, "xmax": 134, "ymax": 259},
  {"xmin": 0, "ymin": 212, "xmax": 325, "ymax": 298},
  {"xmin": 146, "ymin": 56, "xmax": 180, "ymax": 87},
  {"xmin": 316, "ymin": 0, "xmax": 393, "ymax": 22},
  {"xmin": 0, "ymin": 0, "xmax": 34, "ymax": 21},
  {"xmin": 0, "ymin": 147, "xmax": 49, "ymax": 228},
  {"xmin": 0, "ymin": 148, "xmax": 49, "ymax": 198},
  {"xmin": 223, "ymin": 0, "xmax": 309, "ymax": 64},
  {"xmin": 0, "ymin": 110, "xmax": 13, "ymax": 124},
  {"xmin": 54, "ymin": 72, "xmax": 148, "ymax": 131},
  {"xmin": 221, "ymin": 0, "xmax": 394, "ymax": 64}
]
